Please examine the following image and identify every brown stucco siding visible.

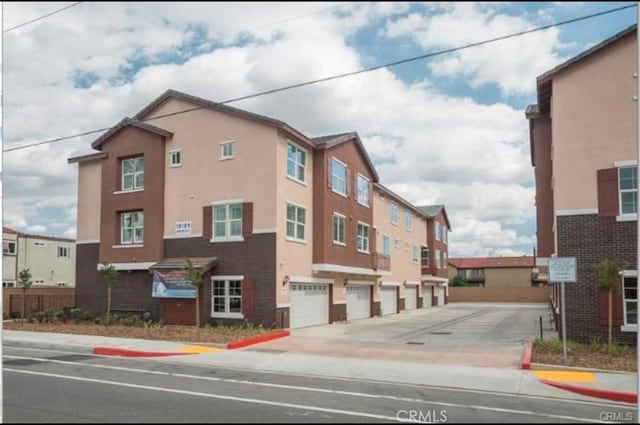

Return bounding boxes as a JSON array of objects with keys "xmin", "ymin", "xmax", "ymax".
[
  {"xmin": 557, "ymin": 214, "xmax": 636, "ymax": 344},
  {"xmin": 424, "ymin": 214, "xmax": 449, "ymax": 278},
  {"xmin": 312, "ymin": 141, "xmax": 375, "ymax": 269},
  {"xmin": 75, "ymin": 243, "xmax": 102, "ymax": 316},
  {"xmin": 164, "ymin": 233, "xmax": 277, "ymax": 327},
  {"xmin": 99, "ymin": 126, "xmax": 166, "ymax": 264},
  {"xmin": 532, "ymin": 116, "xmax": 555, "ymax": 257}
]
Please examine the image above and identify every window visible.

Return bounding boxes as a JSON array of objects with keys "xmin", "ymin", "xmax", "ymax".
[
  {"xmin": 212, "ymin": 279, "xmax": 242, "ymax": 317},
  {"xmin": 421, "ymin": 247, "xmax": 429, "ymax": 267},
  {"xmin": 357, "ymin": 222, "xmax": 369, "ymax": 253},
  {"xmin": 620, "ymin": 166, "xmax": 637, "ymax": 215},
  {"xmin": 122, "ymin": 157, "xmax": 144, "ymax": 191},
  {"xmin": 405, "ymin": 211, "xmax": 412, "ymax": 231},
  {"xmin": 3, "ymin": 241, "xmax": 16, "ymax": 255},
  {"xmin": 286, "ymin": 203, "xmax": 306, "ymax": 241},
  {"xmin": 121, "ymin": 211, "xmax": 144, "ymax": 244},
  {"xmin": 357, "ymin": 174, "xmax": 370, "ymax": 206},
  {"xmin": 390, "ymin": 203, "xmax": 398, "ymax": 225},
  {"xmin": 332, "ymin": 213, "xmax": 346, "ymax": 245},
  {"xmin": 213, "ymin": 203, "xmax": 242, "ymax": 240},
  {"xmin": 33, "ymin": 280, "xmax": 45, "ymax": 285},
  {"xmin": 169, "ymin": 149, "xmax": 182, "ymax": 167},
  {"xmin": 623, "ymin": 276, "xmax": 637, "ymax": 325},
  {"xmin": 220, "ymin": 141, "xmax": 235, "ymax": 160},
  {"xmin": 394, "ymin": 238, "xmax": 400, "ymax": 249},
  {"xmin": 57, "ymin": 246, "xmax": 70, "ymax": 258},
  {"xmin": 3, "ymin": 281, "xmax": 15, "ymax": 288},
  {"xmin": 443, "ymin": 226, "xmax": 448, "ymax": 244},
  {"xmin": 287, "ymin": 142, "xmax": 306, "ymax": 183},
  {"xmin": 57, "ymin": 282, "xmax": 67, "ymax": 287},
  {"xmin": 34, "ymin": 241, "xmax": 46, "ymax": 247},
  {"xmin": 435, "ymin": 222, "xmax": 442, "ymax": 241},
  {"xmin": 405, "ymin": 242, "xmax": 410, "ymax": 251},
  {"xmin": 435, "ymin": 249, "xmax": 441, "ymax": 268},
  {"xmin": 331, "ymin": 158, "xmax": 347, "ymax": 196},
  {"xmin": 412, "ymin": 245, "xmax": 419, "ymax": 263},
  {"xmin": 382, "ymin": 235, "xmax": 390, "ymax": 256},
  {"xmin": 443, "ymin": 252, "xmax": 448, "ymax": 267}
]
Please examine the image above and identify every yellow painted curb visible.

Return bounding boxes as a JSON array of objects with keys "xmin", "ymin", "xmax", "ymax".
[
  {"xmin": 532, "ymin": 370, "xmax": 595, "ymax": 383},
  {"xmin": 180, "ymin": 345, "xmax": 222, "ymax": 354}
]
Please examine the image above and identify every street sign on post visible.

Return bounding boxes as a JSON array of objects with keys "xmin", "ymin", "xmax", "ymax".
[{"xmin": 548, "ymin": 257, "xmax": 577, "ymax": 365}]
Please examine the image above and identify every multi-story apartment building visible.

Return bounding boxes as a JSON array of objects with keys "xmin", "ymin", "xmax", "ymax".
[
  {"xmin": 2, "ymin": 227, "xmax": 76, "ymax": 287},
  {"xmin": 417, "ymin": 205, "xmax": 451, "ymax": 306},
  {"xmin": 527, "ymin": 25, "xmax": 637, "ymax": 343},
  {"xmin": 69, "ymin": 89, "xmax": 436, "ymax": 328},
  {"xmin": 373, "ymin": 184, "xmax": 428, "ymax": 315}
]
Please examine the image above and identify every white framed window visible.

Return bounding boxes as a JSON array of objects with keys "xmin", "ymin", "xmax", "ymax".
[
  {"xmin": 121, "ymin": 211, "xmax": 144, "ymax": 244},
  {"xmin": 623, "ymin": 275, "xmax": 637, "ymax": 326},
  {"xmin": 357, "ymin": 174, "xmax": 370, "ymax": 206},
  {"xmin": 286, "ymin": 203, "xmax": 306, "ymax": 241},
  {"xmin": 122, "ymin": 156, "xmax": 144, "ymax": 191},
  {"xmin": 390, "ymin": 203, "xmax": 398, "ymax": 225},
  {"xmin": 220, "ymin": 141, "xmax": 235, "ymax": 160},
  {"xmin": 33, "ymin": 280, "xmax": 45, "ymax": 285},
  {"xmin": 619, "ymin": 166, "xmax": 637, "ymax": 215},
  {"xmin": 169, "ymin": 149, "xmax": 182, "ymax": 167},
  {"xmin": 286, "ymin": 142, "xmax": 306, "ymax": 183},
  {"xmin": 3, "ymin": 281, "xmax": 15, "ymax": 288},
  {"xmin": 357, "ymin": 222, "xmax": 369, "ymax": 253},
  {"xmin": 332, "ymin": 213, "xmax": 346, "ymax": 245},
  {"xmin": 57, "ymin": 282, "xmax": 68, "ymax": 287},
  {"xmin": 395, "ymin": 238, "xmax": 400, "ymax": 249},
  {"xmin": 3, "ymin": 241, "xmax": 16, "ymax": 255},
  {"xmin": 435, "ymin": 249, "xmax": 441, "ymax": 268},
  {"xmin": 212, "ymin": 278, "xmax": 243, "ymax": 318},
  {"xmin": 412, "ymin": 245, "xmax": 419, "ymax": 263},
  {"xmin": 382, "ymin": 235, "xmax": 390, "ymax": 256},
  {"xmin": 443, "ymin": 252, "xmax": 448, "ymax": 267},
  {"xmin": 34, "ymin": 241, "xmax": 46, "ymax": 247},
  {"xmin": 443, "ymin": 226, "xmax": 448, "ymax": 244},
  {"xmin": 421, "ymin": 246, "xmax": 429, "ymax": 268},
  {"xmin": 213, "ymin": 203, "xmax": 242, "ymax": 240},
  {"xmin": 435, "ymin": 222, "xmax": 442, "ymax": 241},
  {"xmin": 331, "ymin": 158, "xmax": 347, "ymax": 196},
  {"xmin": 405, "ymin": 211, "xmax": 412, "ymax": 231},
  {"xmin": 57, "ymin": 246, "xmax": 70, "ymax": 258}
]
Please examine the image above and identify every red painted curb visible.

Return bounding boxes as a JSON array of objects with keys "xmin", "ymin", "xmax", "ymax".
[
  {"xmin": 93, "ymin": 346, "xmax": 195, "ymax": 358},
  {"xmin": 227, "ymin": 330, "xmax": 290, "ymax": 350},
  {"xmin": 540, "ymin": 379, "xmax": 637, "ymax": 404},
  {"xmin": 521, "ymin": 342, "xmax": 532, "ymax": 370}
]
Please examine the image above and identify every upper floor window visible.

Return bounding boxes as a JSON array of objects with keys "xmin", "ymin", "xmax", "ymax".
[
  {"xmin": 220, "ymin": 141, "xmax": 235, "ymax": 160},
  {"xmin": 357, "ymin": 174, "xmax": 370, "ymax": 206},
  {"xmin": 442, "ymin": 226, "xmax": 448, "ymax": 244},
  {"xmin": 286, "ymin": 203, "xmax": 306, "ymax": 241},
  {"xmin": 213, "ymin": 203, "xmax": 242, "ymax": 240},
  {"xmin": 412, "ymin": 245, "xmax": 419, "ymax": 263},
  {"xmin": 332, "ymin": 213, "xmax": 346, "ymax": 245},
  {"xmin": 390, "ymin": 203, "xmax": 398, "ymax": 225},
  {"xmin": 287, "ymin": 142, "xmax": 306, "ymax": 183},
  {"xmin": 443, "ymin": 252, "xmax": 447, "ymax": 267},
  {"xmin": 435, "ymin": 222, "xmax": 442, "ymax": 241},
  {"xmin": 169, "ymin": 149, "xmax": 182, "ymax": 167},
  {"xmin": 122, "ymin": 157, "xmax": 144, "ymax": 191},
  {"xmin": 421, "ymin": 246, "xmax": 429, "ymax": 267},
  {"xmin": 382, "ymin": 235, "xmax": 390, "ymax": 256},
  {"xmin": 620, "ymin": 166, "xmax": 637, "ymax": 215},
  {"xmin": 121, "ymin": 211, "xmax": 144, "ymax": 244},
  {"xmin": 435, "ymin": 249, "xmax": 441, "ymax": 268},
  {"xmin": 623, "ymin": 275, "xmax": 637, "ymax": 326},
  {"xmin": 3, "ymin": 241, "xmax": 16, "ymax": 255},
  {"xmin": 57, "ymin": 246, "xmax": 70, "ymax": 258},
  {"xmin": 357, "ymin": 222, "xmax": 370, "ymax": 253},
  {"xmin": 331, "ymin": 158, "xmax": 347, "ymax": 196},
  {"xmin": 405, "ymin": 211, "xmax": 412, "ymax": 231}
]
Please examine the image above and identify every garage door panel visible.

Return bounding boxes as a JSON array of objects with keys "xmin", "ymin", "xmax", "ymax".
[
  {"xmin": 290, "ymin": 284, "xmax": 329, "ymax": 329},
  {"xmin": 437, "ymin": 287, "xmax": 445, "ymax": 306},
  {"xmin": 381, "ymin": 286, "xmax": 397, "ymax": 316},
  {"xmin": 405, "ymin": 286, "xmax": 417, "ymax": 310},
  {"xmin": 346, "ymin": 285, "xmax": 370, "ymax": 320}
]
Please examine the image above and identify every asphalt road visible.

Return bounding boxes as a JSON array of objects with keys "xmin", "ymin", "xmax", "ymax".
[{"xmin": 3, "ymin": 345, "xmax": 634, "ymax": 423}]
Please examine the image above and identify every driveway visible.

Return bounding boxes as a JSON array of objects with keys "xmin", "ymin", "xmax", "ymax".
[{"xmin": 250, "ymin": 303, "xmax": 554, "ymax": 368}]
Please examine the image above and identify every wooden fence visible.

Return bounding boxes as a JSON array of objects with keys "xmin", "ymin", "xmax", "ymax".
[
  {"xmin": 448, "ymin": 286, "xmax": 551, "ymax": 303},
  {"xmin": 3, "ymin": 287, "xmax": 75, "ymax": 319}
]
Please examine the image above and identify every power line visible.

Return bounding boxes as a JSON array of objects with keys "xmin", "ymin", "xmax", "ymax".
[
  {"xmin": 3, "ymin": 3, "xmax": 636, "ymax": 154},
  {"xmin": 3, "ymin": 2, "xmax": 83, "ymax": 33}
]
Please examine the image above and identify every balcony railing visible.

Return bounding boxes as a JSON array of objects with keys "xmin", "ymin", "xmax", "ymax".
[{"xmin": 373, "ymin": 253, "xmax": 391, "ymax": 271}]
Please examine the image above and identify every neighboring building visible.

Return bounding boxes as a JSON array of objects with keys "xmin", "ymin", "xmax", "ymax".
[
  {"xmin": 70, "ymin": 89, "xmax": 438, "ymax": 329},
  {"xmin": 417, "ymin": 205, "xmax": 451, "ymax": 306},
  {"xmin": 2, "ymin": 226, "xmax": 76, "ymax": 287},
  {"xmin": 526, "ymin": 25, "xmax": 637, "ymax": 343},
  {"xmin": 373, "ymin": 183, "xmax": 428, "ymax": 316},
  {"xmin": 448, "ymin": 256, "xmax": 536, "ymax": 288}
]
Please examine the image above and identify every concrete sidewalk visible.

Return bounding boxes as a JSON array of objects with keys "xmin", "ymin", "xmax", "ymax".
[{"xmin": 3, "ymin": 329, "xmax": 636, "ymax": 404}]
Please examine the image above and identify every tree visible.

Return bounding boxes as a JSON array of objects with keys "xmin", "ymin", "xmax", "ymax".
[
  {"xmin": 18, "ymin": 268, "xmax": 33, "ymax": 320},
  {"xmin": 450, "ymin": 275, "xmax": 468, "ymax": 287},
  {"xmin": 595, "ymin": 259, "xmax": 626, "ymax": 347},
  {"xmin": 185, "ymin": 258, "xmax": 205, "ymax": 332},
  {"xmin": 100, "ymin": 263, "xmax": 118, "ymax": 325}
]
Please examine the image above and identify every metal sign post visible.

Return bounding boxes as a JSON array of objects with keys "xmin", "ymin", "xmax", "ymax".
[{"xmin": 548, "ymin": 257, "xmax": 577, "ymax": 366}]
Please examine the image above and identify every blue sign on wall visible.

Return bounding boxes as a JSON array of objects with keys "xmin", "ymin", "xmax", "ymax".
[{"xmin": 152, "ymin": 271, "xmax": 197, "ymax": 299}]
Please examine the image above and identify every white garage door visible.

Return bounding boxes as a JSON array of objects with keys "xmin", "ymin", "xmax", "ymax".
[
  {"xmin": 346, "ymin": 285, "xmax": 370, "ymax": 321},
  {"xmin": 422, "ymin": 285, "xmax": 434, "ymax": 308},
  {"xmin": 437, "ymin": 286, "xmax": 446, "ymax": 306},
  {"xmin": 405, "ymin": 285, "xmax": 417, "ymax": 310},
  {"xmin": 290, "ymin": 284, "xmax": 329, "ymax": 329},
  {"xmin": 380, "ymin": 286, "xmax": 397, "ymax": 316}
]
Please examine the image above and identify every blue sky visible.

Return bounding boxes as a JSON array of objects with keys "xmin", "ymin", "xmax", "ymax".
[{"xmin": 2, "ymin": 2, "xmax": 638, "ymax": 257}]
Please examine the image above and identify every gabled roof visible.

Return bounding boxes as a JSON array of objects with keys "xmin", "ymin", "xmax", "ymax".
[
  {"xmin": 91, "ymin": 117, "xmax": 173, "ymax": 150},
  {"xmin": 416, "ymin": 204, "xmax": 451, "ymax": 229},
  {"xmin": 67, "ymin": 151, "xmax": 108, "ymax": 164},
  {"xmin": 449, "ymin": 256, "xmax": 534, "ymax": 269},
  {"xmin": 373, "ymin": 183, "xmax": 426, "ymax": 219},
  {"xmin": 132, "ymin": 89, "xmax": 316, "ymax": 149},
  {"xmin": 312, "ymin": 132, "xmax": 380, "ymax": 182}
]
